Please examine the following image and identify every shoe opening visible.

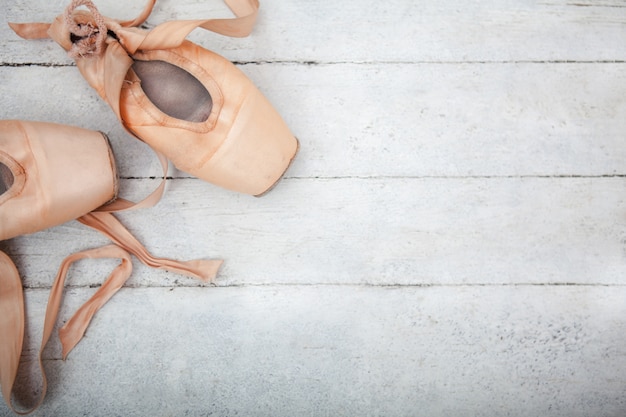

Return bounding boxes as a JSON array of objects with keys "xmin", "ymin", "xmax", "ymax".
[
  {"xmin": 132, "ymin": 59, "xmax": 213, "ymax": 123},
  {"xmin": 0, "ymin": 162, "xmax": 13, "ymax": 196}
]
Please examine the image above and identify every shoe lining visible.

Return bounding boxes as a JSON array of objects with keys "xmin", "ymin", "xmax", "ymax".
[
  {"xmin": 132, "ymin": 60, "xmax": 213, "ymax": 123},
  {"xmin": 0, "ymin": 162, "xmax": 13, "ymax": 196}
]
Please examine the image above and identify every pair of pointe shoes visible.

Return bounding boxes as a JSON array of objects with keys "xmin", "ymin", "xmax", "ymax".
[{"xmin": 1, "ymin": 0, "xmax": 297, "ymax": 414}]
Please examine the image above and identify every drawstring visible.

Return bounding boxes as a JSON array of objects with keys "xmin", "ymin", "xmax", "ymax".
[{"xmin": 64, "ymin": 0, "xmax": 108, "ymax": 58}]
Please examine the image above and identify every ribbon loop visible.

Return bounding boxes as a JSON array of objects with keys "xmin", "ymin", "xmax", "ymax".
[{"xmin": 64, "ymin": 0, "xmax": 108, "ymax": 58}]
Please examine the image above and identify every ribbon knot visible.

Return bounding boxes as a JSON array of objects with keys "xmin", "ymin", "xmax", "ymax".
[{"xmin": 64, "ymin": 0, "xmax": 108, "ymax": 58}]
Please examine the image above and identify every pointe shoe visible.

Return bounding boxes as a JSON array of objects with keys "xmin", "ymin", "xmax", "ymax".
[
  {"xmin": 0, "ymin": 120, "xmax": 117, "ymax": 241},
  {"xmin": 0, "ymin": 119, "xmax": 222, "ymax": 283},
  {"xmin": 10, "ymin": 0, "xmax": 299, "ymax": 196},
  {"xmin": 0, "ymin": 119, "xmax": 116, "ymax": 414},
  {"xmin": 0, "ymin": 120, "xmax": 221, "ymax": 414}
]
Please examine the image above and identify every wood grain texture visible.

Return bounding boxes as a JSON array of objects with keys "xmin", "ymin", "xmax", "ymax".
[
  {"xmin": 3, "ymin": 177, "xmax": 626, "ymax": 288},
  {"xmin": 8, "ymin": 286, "xmax": 626, "ymax": 417},
  {"xmin": 1, "ymin": 0, "xmax": 626, "ymax": 63},
  {"xmin": 1, "ymin": 63, "xmax": 625, "ymax": 178}
]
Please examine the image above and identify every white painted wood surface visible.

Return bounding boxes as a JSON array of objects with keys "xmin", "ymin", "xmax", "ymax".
[
  {"xmin": 1, "ymin": 0, "xmax": 626, "ymax": 415},
  {"xmin": 10, "ymin": 286, "xmax": 626, "ymax": 416}
]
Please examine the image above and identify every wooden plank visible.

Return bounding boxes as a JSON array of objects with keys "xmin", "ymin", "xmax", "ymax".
[
  {"xmin": 3, "ymin": 177, "xmax": 626, "ymax": 287},
  {"xmin": 1, "ymin": 0, "xmax": 626, "ymax": 64},
  {"xmin": 1, "ymin": 63, "xmax": 625, "ymax": 178},
  {"xmin": 4, "ymin": 285, "xmax": 626, "ymax": 416}
]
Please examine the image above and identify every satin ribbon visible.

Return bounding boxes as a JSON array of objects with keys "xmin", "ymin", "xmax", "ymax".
[{"xmin": 1, "ymin": 245, "xmax": 134, "ymax": 414}]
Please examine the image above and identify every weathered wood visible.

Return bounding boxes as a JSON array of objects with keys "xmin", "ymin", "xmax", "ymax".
[
  {"xmin": 1, "ymin": 63, "xmax": 625, "ymax": 178},
  {"xmin": 4, "ymin": 285, "xmax": 626, "ymax": 417},
  {"xmin": 1, "ymin": 0, "xmax": 625, "ymax": 415},
  {"xmin": 3, "ymin": 177, "xmax": 626, "ymax": 288},
  {"xmin": 1, "ymin": 0, "xmax": 626, "ymax": 64}
]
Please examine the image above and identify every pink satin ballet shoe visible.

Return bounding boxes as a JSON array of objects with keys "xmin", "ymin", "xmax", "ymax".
[
  {"xmin": 10, "ymin": 0, "xmax": 299, "ymax": 196},
  {"xmin": 0, "ymin": 120, "xmax": 117, "ymax": 241},
  {"xmin": 0, "ymin": 120, "xmax": 221, "ymax": 414}
]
